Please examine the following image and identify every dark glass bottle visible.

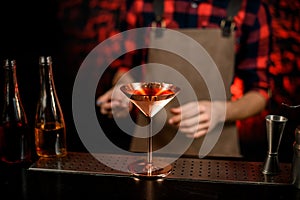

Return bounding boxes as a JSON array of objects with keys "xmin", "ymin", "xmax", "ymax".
[
  {"xmin": 292, "ymin": 126, "xmax": 300, "ymax": 189},
  {"xmin": 34, "ymin": 56, "xmax": 67, "ymax": 157},
  {"xmin": 0, "ymin": 59, "xmax": 32, "ymax": 166}
]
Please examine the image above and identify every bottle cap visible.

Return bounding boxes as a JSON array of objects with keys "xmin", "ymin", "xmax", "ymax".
[
  {"xmin": 3, "ymin": 59, "xmax": 16, "ymax": 69},
  {"xmin": 39, "ymin": 56, "xmax": 52, "ymax": 65}
]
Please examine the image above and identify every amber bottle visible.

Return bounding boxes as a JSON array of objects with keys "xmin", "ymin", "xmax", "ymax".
[{"xmin": 34, "ymin": 56, "xmax": 67, "ymax": 157}]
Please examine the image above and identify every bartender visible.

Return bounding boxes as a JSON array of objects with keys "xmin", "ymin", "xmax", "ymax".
[{"xmin": 97, "ymin": 0, "xmax": 272, "ymax": 158}]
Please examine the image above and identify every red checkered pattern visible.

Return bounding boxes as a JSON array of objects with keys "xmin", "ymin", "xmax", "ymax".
[
  {"xmin": 122, "ymin": 0, "xmax": 272, "ymax": 101},
  {"xmin": 264, "ymin": 0, "xmax": 300, "ymax": 107}
]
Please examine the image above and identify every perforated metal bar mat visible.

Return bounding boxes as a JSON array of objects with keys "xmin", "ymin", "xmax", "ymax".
[{"xmin": 28, "ymin": 152, "xmax": 292, "ymax": 185}]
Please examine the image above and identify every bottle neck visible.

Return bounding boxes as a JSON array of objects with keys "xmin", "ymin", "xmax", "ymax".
[
  {"xmin": 4, "ymin": 65, "xmax": 20, "ymax": 101},
  {"xmin": 2, "ymin": 61, "xmax": 27, "ymax": 123},
  {"xmin": 38, "ymin": 57, "xmax": 63, "ymax": 122},
  {"xmin": 39, "ymin": 62, "xmax": 56, "ymax": 97},
  {"xmin": 36, "ymin": 56, "xmax": 64, "ymax": 126}
]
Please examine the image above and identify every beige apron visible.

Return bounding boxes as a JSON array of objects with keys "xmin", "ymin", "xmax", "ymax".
[{"xmin": 129, "ymin": 27, "xmax": 241, "ymax": 158}]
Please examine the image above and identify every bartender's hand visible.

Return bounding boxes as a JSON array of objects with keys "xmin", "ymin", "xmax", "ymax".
[
  {"xmin": 168, "ymin": 101, "xmax": 225, "ymax": 138},
  {"xmin": 96, "ymin": 86, "xmax": 133, "ymax": 118}
]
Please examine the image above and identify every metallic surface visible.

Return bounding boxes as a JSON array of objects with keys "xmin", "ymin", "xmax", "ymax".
[{"xmin": 29, "ymin": 152, "xmax": 292, "ymax": 185}]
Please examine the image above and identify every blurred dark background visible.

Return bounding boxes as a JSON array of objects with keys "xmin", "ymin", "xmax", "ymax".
[
  {"xmin": 0, "ymin": 0, "xmax": 83, "ymax": 153},
  {"xmin": 0, "ymin": 0, "xmax": 62, "ymax": 119},
  {"xmin": 0, "ymin": 0, "xmax": 129, "ymax": 154}
]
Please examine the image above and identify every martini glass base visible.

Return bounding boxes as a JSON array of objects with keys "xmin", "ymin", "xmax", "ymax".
[{"xmin": 128, "ymin": 159, "xmax": 172, "ymax": 179}]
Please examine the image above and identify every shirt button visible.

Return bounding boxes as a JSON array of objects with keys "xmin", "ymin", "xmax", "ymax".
[{"xmin": 191, "ymin": 2, "xmax": 198, "ymax": 8}]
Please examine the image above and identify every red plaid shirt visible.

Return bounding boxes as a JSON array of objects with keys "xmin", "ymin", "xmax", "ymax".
[
  {"xmin": 120, "ymin": 0, "xmax": 272, "ymax": 101},
  {"xmin": 263, "ymin": 0, "xmax": 300, "ymax": 107}
]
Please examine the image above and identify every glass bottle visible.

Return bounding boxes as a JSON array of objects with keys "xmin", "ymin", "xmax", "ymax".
[
  {"xmin": 0, "ymin": 59, "xmax": 32, "ymax": 166},
  {"xmin": 292, "ymin": 126, "xmax": 300, "ymax": 189},
  {"xmin": 34, "ymin": 56, "xmax": 67, "ymax": 157}
]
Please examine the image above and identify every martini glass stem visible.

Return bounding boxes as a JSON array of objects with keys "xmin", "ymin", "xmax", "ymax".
[{"xmin": 147, "ymin": 116, "xmax": 153, "ymax": 175}]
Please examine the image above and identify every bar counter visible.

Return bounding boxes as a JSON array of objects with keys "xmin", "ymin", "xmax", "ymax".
[{"xmin": 1, "ymin": 152, "xmax": 299, "ymax": 200}]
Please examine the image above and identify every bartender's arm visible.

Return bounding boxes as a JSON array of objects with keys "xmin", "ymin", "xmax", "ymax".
[{"xmin": 168, "ymin": 90, "xmax": 267, "ymax": 138}]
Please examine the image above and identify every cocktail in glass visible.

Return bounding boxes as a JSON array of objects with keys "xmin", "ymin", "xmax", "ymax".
[{"xmin": 120, "ymin": 82, "xmax": 180, "ymax": 178}]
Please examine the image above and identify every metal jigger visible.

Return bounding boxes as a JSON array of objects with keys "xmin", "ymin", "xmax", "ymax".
[{"xmin": 262, "ymin": 115, "xmax": 288, "ymax": 175}]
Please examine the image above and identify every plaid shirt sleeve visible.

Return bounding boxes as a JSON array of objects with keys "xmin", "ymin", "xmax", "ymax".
[
  {"xmin": 263, "ymin": 0, "xmax": 300, "ymax": 107},
  {"xmin": 232, "ymin": 0, "xmax": 272, "ymax": 101}
]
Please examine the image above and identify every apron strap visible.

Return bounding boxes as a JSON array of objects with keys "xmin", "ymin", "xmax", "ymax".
[
  {"xmin": 227, "ymin": 0, "xmax": 242, "ymax": 18},
  {"xmin": 153, "ymin": 0, "xmax": 242, "ymax": 36},
  {"xmin": 222, "ymin": 0, "xmax": 242, "ymax": 37},
  {"xmin": 153, "ymin": 0, "xmax": 164, "ymax": 24}
]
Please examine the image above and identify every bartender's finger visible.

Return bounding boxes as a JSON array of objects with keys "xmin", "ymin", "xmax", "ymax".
[
  {"xmin": 192, "ymin": 128, "xmax": 209, "ymax": 138},
  {"xmin": 100, "ymin": 101, "xmax": 112, "ymax": 115},
  {"xmin": 169, "ymin": 104, "xmax": 202, "ymax": 125},
  {"xmin": 169, "ymin": 112, "xmax": 201, "ymax": 126},
  {"xmin": 182, "ymin": 111, "xmax": 209, "ymax": 126},
  {"xmin": 96, "ymin": 89, "xmax": 113, "ymax": 107},
  {"xmin": 100, "ymin": 99, "xmax": 123, "ymax": 115},
  {"xmin": 180, "ymin": 121, "xmax": 210, "ymax": 138},
  {"xmin": 169, "ymin": 106, "xmax": 181, "ymax": 114},
  {"xmin": 168, "ymin": 112, "xmax": 181, "ymax": 125},
  {"xmin": 172, "ymin": 102, "xmax": 203, "ymax": 118},
  {"xmin": 179, "ymin": 116, "xmax": 200, "ymax": 128},
  {"xmin": 179, "ymin": 114, "xmax": 209, "ymax": 130},
  {"xmin": 180, "ymin": 120, "xmax": 209, "ymax": 134}
]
